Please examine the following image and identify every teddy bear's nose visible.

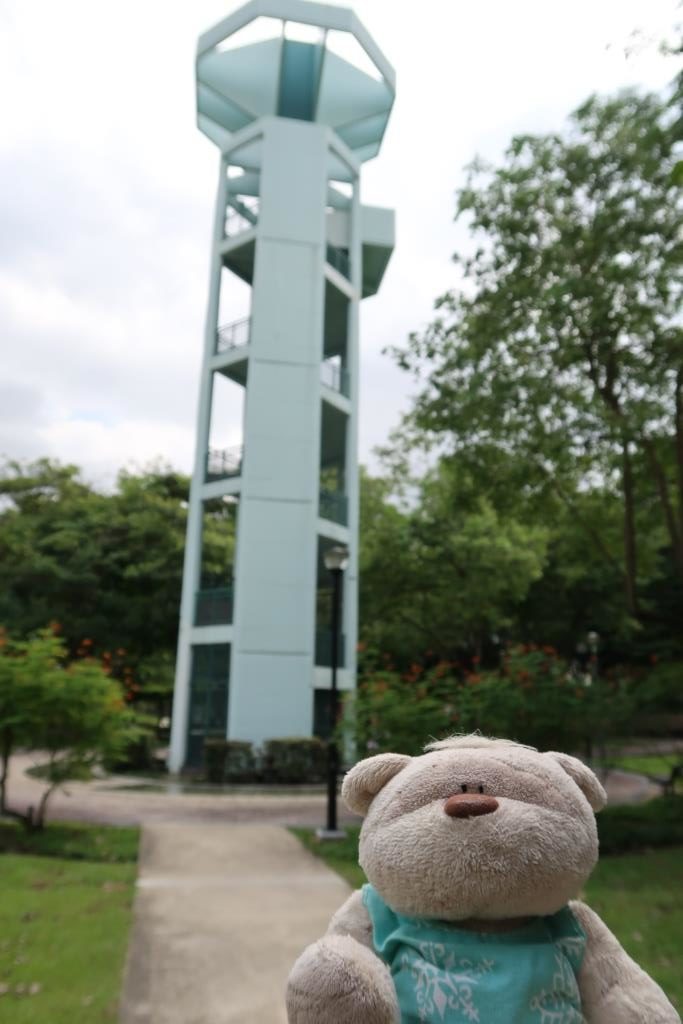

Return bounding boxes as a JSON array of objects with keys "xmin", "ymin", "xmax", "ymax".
[{"xmin": 444, "ymin": 794, "xmax": 499, "ymax": 818}]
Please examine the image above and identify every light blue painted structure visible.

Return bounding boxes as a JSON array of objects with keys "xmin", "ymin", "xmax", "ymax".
[{"xmin": 169, "ymin": 0, "xmax": 395, "ymax": 770}]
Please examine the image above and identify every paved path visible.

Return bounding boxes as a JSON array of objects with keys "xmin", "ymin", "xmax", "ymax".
[
  {"xmin": 119, "ymin": 824, "xmax": 350, "ymax": 1024},
  {"xmin": 6, "ymin": 753, "xmax": 361, "ymax": 827}
]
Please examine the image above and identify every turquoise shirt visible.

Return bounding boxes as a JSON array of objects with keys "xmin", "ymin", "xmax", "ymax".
[{"xmin": 362, "ymin": 884, "xmax": 586, "ymax": 1024}]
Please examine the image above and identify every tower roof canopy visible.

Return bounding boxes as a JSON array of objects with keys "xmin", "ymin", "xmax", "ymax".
[{"xmin": 197, "ymin": 0, "xmax": 395, "ymax": 162}]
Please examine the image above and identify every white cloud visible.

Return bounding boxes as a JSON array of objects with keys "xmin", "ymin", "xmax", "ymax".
[
  {"xmin": 34, "ymin": 418, "xmax": 195, "ymax": 490},
  {"xmin": 0, "ymin": 0, "xmax": 678, "ymax": 483}
]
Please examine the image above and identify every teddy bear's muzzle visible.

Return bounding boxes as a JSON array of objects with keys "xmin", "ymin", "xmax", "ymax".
[{"xmin": 444, "ymin": 794, "xmax": 499, "ymax": 818}]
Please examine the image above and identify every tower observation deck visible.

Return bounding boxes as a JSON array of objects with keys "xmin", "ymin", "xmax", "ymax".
[{"xmin": 169, "ymin": 0, "xmax": 395, "ymax": 770}]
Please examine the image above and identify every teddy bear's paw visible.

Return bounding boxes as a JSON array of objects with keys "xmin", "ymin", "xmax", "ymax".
[{"xmin": 286, "ymin": 934, "xmax": 400, "ymax": 1024}]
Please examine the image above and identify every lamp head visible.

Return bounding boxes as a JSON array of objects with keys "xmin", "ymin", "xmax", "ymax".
[{"xmin": 324, "ymin": 545, "xmax": 349, "ymax": 573}]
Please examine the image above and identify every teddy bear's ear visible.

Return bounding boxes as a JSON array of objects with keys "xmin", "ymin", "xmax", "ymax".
[
  {"xmin": 546, "ymin": 751, "xmax": 607, "ymax": 811},
  {"xmin": 341, "ymin": 753, "xmax": 412, "ymax": 816}
]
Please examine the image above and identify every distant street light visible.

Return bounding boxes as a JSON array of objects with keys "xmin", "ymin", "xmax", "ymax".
[{"xmin": 317, "ymin": 545, "xmax": 349, "ymax": 840}]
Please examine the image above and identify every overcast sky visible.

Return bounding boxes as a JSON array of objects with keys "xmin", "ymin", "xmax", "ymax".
[{"xmin": 0, "ymin": 0, "xmax": 678, "ymax": 489}]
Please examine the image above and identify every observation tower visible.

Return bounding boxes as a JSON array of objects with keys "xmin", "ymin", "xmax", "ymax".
[{"xmin": 169, "ymin": 0, "xmax": 395, "ymax": 770}]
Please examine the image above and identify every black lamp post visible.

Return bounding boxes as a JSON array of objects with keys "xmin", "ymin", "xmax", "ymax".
[{"xmin": 318, "ymin": 544, "xmax": 349, "ymax": 839}]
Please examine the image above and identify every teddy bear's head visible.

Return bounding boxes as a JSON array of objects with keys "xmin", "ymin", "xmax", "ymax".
[{"xmin": 341, "ymin": 735, "xmax": 606, "ymax": 922}]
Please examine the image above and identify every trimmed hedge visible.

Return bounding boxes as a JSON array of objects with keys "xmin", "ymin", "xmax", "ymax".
[
  {"xmin": 202, "ymin": 737, "xmax": 327, "ymax": 783},
  {"xmin": 262, "ymin": 737, "xmax": 327, "ymax": 784},
  {"xmin": 204, "ymin": 739, "xmax": 256, "ymax": 783}
]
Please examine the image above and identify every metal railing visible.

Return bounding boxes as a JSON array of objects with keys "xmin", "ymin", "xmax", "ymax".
[
  {"xmin": 315, "ymin": 629, "xmax": 346, "ymax": 668},
  {"xmin": 205, "ymin": 446, "xmax": 243, "ymax": 482},
  {"xmin": 225, "ymin": 198, "xmax": 259, "ymax": 238},
  {"xmin": 194, "ymin": 586, "xmax": 233, "ymax": 626},
  {"xmin": 326, "ymin": 244, "xmax": 350, "ymax": 280},
  {"xmin": 320, "ymin": 360, "xmax": 350, "ymax": 397},
  {"xmin": 319, "ymin": 488, "xmax": 348, "ymax": 526},
  {"xmin": 216, "ymin": 316, "xmax": 251, "ymax": 354}
]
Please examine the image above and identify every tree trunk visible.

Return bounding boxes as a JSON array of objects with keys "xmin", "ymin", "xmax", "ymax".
[
  {"xmin": 675, "ymin": 368, "xmax": 683, "ymax": 544},
  {"xmin": 642, "ymin": 436, "xmax": 683, "ymax": 584},
  {"xmin": 580, "ymin": 343, "xmax": 642, "ymax": 611},
  {"xmin": 0, "ymin": 728, "xmax": 11, "ymax": 814},
  {"xmin": 585, "ymin": 343, "xmax": 682, "ymax": 596},
  {"xmin": 34, "ymin": 783, "xmax": 59, "ymax": 831},
  {"xmin": 621, "ymin": 440, "xmax": 639, "ymax": 617},
  {"xmin": 0, "ymin": 729, "xmax": 35, "ymax": 830}
]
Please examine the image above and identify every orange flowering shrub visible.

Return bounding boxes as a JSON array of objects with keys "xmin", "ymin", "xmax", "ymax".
[{"xmin": 345, "ymin": 644, "xmax": 635, "ymax": 756}]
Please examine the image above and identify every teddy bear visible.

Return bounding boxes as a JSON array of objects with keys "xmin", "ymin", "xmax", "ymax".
[{"xmin": 286, "ymin": 734, "xmax": 680, "ymax": 1023}]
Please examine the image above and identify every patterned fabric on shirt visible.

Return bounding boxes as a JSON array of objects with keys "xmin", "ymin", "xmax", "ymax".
[{"xmin": 362, "ymin": 883, "xmax": 586, "ymax": 1024}]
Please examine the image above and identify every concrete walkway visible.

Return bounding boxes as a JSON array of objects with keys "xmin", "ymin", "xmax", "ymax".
[{"xmin": 119, "ymin": 824, "xmax": 350, "ymax": 1024}]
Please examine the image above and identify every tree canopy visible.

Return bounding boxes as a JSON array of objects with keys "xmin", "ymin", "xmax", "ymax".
[
  {"xmin": 360, "ymin": 460, "xmax": 548, "ymax": 664},
  {"xmin": 390, "ymin": 89, "xmax": 683, "ymax": 631},
  {"xmin": 0, "ymin": 459, "xmax": 235, "ymax": 701}
]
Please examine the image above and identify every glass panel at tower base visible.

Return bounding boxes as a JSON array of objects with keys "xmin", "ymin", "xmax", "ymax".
[
  {"xmin": 195, "ymin": 586, "xmax": 234, "ymax": 626},
  {"xmin": 186, "ymin": 644, "xmax": 230, "ymax": 768}
]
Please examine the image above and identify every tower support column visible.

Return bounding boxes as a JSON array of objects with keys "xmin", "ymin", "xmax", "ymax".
[
  {"xmin": 169, "ymin": 156, "xmax": 229, "ymax": 773},
  {"xmin": 229, "ymin": 118, "xmax": 330, "ymax": 743}
]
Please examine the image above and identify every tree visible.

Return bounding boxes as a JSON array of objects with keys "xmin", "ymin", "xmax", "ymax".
[
  {"xmin": 0, "ymin": 629, "xmax": 135, "ymax": 829},
  {"xmin": 0, "ymin": 459, "xmax": 236, "ymax": 701},
  {"xmin": 391, "ymin": 90, "xmax": 683, "ymax": 629},
  {"xmin": 359, "ymin": 460, "xmax": 548, "ymax": 664}
]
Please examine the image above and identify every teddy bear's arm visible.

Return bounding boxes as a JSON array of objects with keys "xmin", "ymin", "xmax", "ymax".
[
  {"xmin": 326, "ymin": 888, "xmax": 375, "ymax": 946},
  {"xmin": 286, "ymin": 890, "xmax": 399, "ymax": 1024},
  {"xmin": 571, "ymin": 900, "xmax": 681, "ymax": 1023}
]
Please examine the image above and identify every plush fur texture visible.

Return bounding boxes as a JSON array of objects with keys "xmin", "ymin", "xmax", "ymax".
[
  {"xmin": 570, "ymin": 900, "xmax": 680, "ymax": 1023},
  {"xmin": 286, "ymin": 933, "xmax": 399, "ymax": 1023},
  {"xmin": 286, "ymin": 736, "xmax": 680, "ymax": 1024}
]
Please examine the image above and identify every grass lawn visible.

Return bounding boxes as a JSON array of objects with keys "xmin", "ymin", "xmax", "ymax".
[
  {"xmin": 0, "ymin": 820, "xmax": 139, "ymax": 862},
  {"xmin": 292, "ymin": 828, "xmax": 683, "ymax": 1012},
  {"xmin": 587, "ymin": 848, "xmax": 682, "ymax": 1011},
  {"xmin": 0, "ymin": 821, "xmax": 139, "ymax": 1023}
]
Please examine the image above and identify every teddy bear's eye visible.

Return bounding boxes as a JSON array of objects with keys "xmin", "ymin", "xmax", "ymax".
[
  {"xmin": 460, "ymin": 783, "xmax": 467, "ymax": 793},
  {"xmin": 478, "ymin": 785, "xmax": 484, "ymax": 794}
]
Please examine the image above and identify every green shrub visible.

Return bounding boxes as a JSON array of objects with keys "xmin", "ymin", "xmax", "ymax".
[
  {"xmin": 454, "ymin": 647, "xmax": 635, "ymax": 753},
  {"xmin": 630, "ymin": 662, "xmax": 683, "ymax": 716},
  {"xmin": 105, "ymin": 730, "xmax": 158, "ymax": 774},
  {"xmin": 223, "ymin": 740, "xmax": 256, "ymax": 782},
  {"xmin": 345, "ymin": 646, "xmax": 636, "ymax": 757},
  {"xmin": 262, "ymin": 737, "xmax": 326, "ymax": 783},
  {"xmin": 597, "ymin": 796, "xmax": 683, "ymax": 854},
  {"xmin": 343, "ymin": 670, "xmax": 452, "ymax": 757},
  {"xmin": 203, "ymin": 739, "xmax": 255, "ymax": 783}
]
